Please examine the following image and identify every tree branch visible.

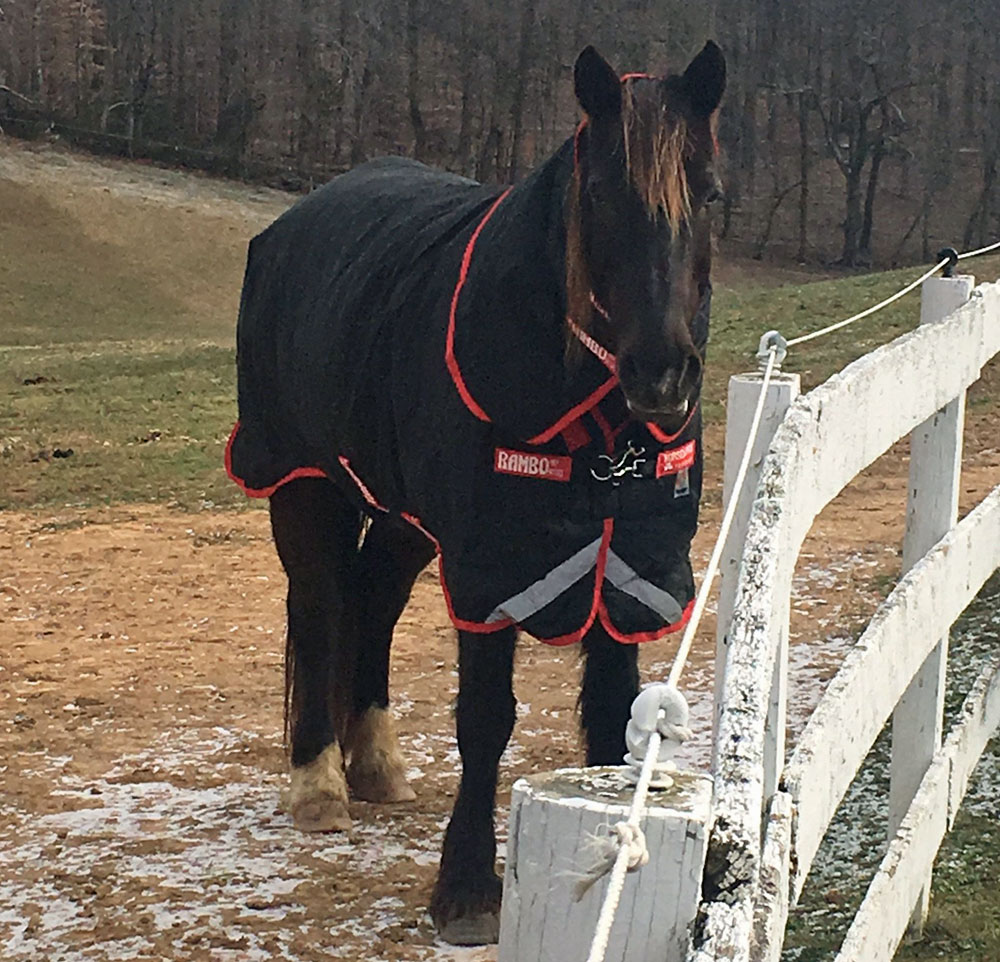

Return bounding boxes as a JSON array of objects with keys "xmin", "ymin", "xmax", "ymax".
[{"xmin": 0, "ymin": 85, "xmax": 37, "ymax": 105}]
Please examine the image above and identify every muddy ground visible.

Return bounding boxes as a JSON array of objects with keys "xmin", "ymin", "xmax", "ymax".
[{"xmin": 2, "ymin": 443, "xmax": 999, "ymax": 961}]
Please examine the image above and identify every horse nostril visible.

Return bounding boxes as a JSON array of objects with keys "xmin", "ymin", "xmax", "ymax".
[{"xmin": 679, "ymin": 352, "xmax": 703, "ymax": 394}]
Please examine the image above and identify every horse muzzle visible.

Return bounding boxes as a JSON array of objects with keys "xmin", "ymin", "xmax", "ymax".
[
  {"xmin": 625, "ymin": 395, "xmax": 692, "ymax": 433},
  {"xmin": 619, "ymin": 349, "xmax": 701, "ymax": 432}
]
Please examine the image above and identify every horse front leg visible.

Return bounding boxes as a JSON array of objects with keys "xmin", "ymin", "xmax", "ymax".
[
  {"xmin": 580, "ymin": 624, "xmax": 639, "ymax": 765},
  {"xmin": 430, "ymin": 627, "xmax": 516, "ymax": 945}
]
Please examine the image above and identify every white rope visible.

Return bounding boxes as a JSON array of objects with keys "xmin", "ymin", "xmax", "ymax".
[
  {"xmin": 958, "ymin": 238, "xmax": 1000, "ymax": 260},
  {"xmin": 784, "ymin": 258, "xmax": 949, "ymax": 347},
  {"xmin": 584, "ymin": 728, "xmax": 662, "ymax": 962}
]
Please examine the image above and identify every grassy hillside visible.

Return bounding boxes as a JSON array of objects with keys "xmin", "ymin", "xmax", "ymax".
[
  {"xmin": 0, "ymin": 140, "xmax": 290, "ymax": 507},
  {"xmin": 3, "ymin": 138, "xmax": 997, "ymax": 512}
]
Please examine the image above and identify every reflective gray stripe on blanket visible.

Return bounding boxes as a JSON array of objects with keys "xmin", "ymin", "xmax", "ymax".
[
  {"xmin": 604, "ymin": 550, "xmax": 684, "ymax": 622},
  {"xmin": 486, "ymin": 537, "xmax": 603, "ymax": 623},
  {"xmin": 486, "ymin": 540, "xmax": 683, "ymax": 625}
]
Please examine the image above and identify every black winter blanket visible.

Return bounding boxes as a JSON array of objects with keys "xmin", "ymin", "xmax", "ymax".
[{"xmin": 227, "ymin": 151, "xmax": 704, "ymax": 644}]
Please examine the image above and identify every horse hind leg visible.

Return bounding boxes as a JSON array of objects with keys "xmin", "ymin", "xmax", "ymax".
[
  {"xmin": 343, "ymin": 518, "xmax": 435, "ymax": 802},
  {"xmin": 580, "ymin": 623, "xmax": 639, "ymax": 765},
  {"xmin": 270, "ymin": 477, "xmax": 362, "ymax": 832}
]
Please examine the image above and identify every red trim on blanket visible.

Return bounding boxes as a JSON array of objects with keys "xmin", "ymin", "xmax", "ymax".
[
  {"xmin": 397, "ymin": 511, "xmax": 515, "ymax": 635},
  {"xmin": 445, "ymin": 187, "xmax": 620, "ymax": 446},
  {"xmin": 598, "ymin": 596, "xmax": 695, "ymax": 644},
  {"xmin": 445, "ymin": 188, "xmax": 513, "ymax": 423},
  {"xmin": 645, "ymin": 401, "xmax": 698, "ymax": 443},
  {"xmin": 525, "ymin": 376, "xmax": 619, "ymax": 445},
  {"xmin": 224, "ymin": 421, "xmax": 327, "ymax": 498},
  {"xmin": 619, "ymin": 72, "xmax": 653, "ymax": 82},
  {"xmin": 338, "ymin": 456, "xmax": 390, "ymax": 512},
  {"xmin": 591, "ymin": 405, "xmax": 616, "ymax": 454},
  {"xmin": 561, "ymin": 419, "xmax": 591, "ymax": 453}
]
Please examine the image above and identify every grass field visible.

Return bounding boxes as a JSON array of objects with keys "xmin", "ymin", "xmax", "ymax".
[
  {"xmin": 2, "ymin": 137, "xmax": 1000, "ymax": 960},
  {"xmin": 4, "ymin": 138, "xmax": 998, "ymax": 515}
]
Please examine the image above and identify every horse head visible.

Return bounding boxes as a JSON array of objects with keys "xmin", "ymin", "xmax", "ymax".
[{"xmin": 569, "ymin": 42, "xmax": 725, "ymax": 433}]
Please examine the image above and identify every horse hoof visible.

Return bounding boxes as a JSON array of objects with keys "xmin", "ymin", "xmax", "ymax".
[
  {"xmin": 345, "ymin": 706, "xmax": 416, "ymax": 803},
  {"xmin": 430, "ymin": 873, "xmax": 502, "ymax": 945},
  {"xmin": 289, "ymin": 743, "xmax": 351, "ymax": 832},
  {"xmin": 347, "ymin": 765, "xmax": 417, "ymax": 803},
  {"xmin": 436, "ymin": 913, "xmax": 501, "ymax": 946},
  {"xmin": 291, "ymin": 793, "xmax": 352, "ymax": 833}
]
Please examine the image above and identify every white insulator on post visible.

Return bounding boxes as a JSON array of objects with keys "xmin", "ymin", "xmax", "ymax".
[
  {"xmin": 623, "ymin": 683, "xmax": 692, "ymax": 788},
  {"xmin": 498, "ymin": 767, "xmax": 712, "ymax": 962}
]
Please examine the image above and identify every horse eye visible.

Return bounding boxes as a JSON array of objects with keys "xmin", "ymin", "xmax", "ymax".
[{"xmin": 704, "ymin": 186, "xmax": 723, "ymax": 206}]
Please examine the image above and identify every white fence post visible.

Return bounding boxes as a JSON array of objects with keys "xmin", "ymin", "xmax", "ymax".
[
  {"xmin": 498, "ymin": 767, "xmax": 713, "ymax": 962},
  {"xmin": 714, "ymin": 370, "xmax": 800, "ymax": 799},
  {"xmin": 888, "ymin": 271, "xmax": 974, "ymax": 934}
]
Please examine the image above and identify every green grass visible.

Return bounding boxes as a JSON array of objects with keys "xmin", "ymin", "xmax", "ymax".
[
  {"xmin": 898, "ymin": 809, "xmax": 1000, "ymax": 961},
  {"xmin": 0, "ymin": 147, "xmax": 276, "ymax": 510},
  {"xmin": 0, "ymin": 342, "xmax": 242, "ymax": 509}
]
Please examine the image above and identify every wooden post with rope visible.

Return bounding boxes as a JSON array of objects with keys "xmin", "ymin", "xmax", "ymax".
[
  {"xmin": 498, "ymin": 764, "xmax": 712, "ymax": 962},
  {"xmin": 889, "ymin": 263, "xmax": 975, "ymax": 935},
  {"xmin": 713, "ymin": 348, "xmax": 800, "ymax": 796}
]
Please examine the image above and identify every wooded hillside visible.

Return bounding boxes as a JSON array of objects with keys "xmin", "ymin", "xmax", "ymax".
[{"xmin": 3, "ymin": 0, "xmax": 998, "ymax": 267}]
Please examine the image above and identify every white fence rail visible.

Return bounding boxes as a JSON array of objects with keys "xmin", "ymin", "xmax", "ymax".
[{"xmin": 691, "ymin": 276, "xmax": 1000, "ymax": 961}]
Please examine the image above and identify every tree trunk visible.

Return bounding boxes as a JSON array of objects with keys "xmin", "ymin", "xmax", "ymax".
[
  {"xmin": 859, "ymin": 139, "xmax": 885, "ymax": 263},
  {"xmin": 797, "ymin": 91, "xmax": 809, "ymax": 262},
  {"xmin": 507, "ymin": 0, "xmax": 537, "ymax": 182},
  {"xmin": 350, "ymin": 61, "xmax": 373, "ymax": 166},
  {"xmin": 332, "ymin": 0, "xmax": 352, "ymax": 166},
  {"xmin": 921, "ymin": 188, "xmax": 931, "ymax": 262},
  {"xmin": 406, "ymin": 0, "xmax": 426, "ymax": 160},
  {"xmin": 455, "ymin": 9, "xmax": 474, "ymax": 174},
  {"xmin": 841, "ymin": 163, "xmax": 864, "ymax": 266}
]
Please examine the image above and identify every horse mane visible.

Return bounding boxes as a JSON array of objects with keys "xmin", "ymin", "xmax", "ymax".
[
  {"xmin": 622, "ymin": 78, "xmax": 690, "ymax": 228},
  {"xmin": 565, "ymin": 75, "xmax": 691, "ymax": 358}
]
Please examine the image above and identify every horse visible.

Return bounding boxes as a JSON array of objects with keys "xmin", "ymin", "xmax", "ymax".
[{"xmin": 226, "ymin": 42, "xmax": 725, "ymax": 944}]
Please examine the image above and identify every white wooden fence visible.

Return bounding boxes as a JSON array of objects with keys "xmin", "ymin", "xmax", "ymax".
[
  {"xmin": 499, "ymin": 273, "xmax": 1000, "ymax": 962},
  {"xmin": 691, "ymin": 274, "xmax": 1000, "ymax": 961}
]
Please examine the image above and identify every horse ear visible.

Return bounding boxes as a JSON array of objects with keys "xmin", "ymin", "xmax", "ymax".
[
  {"xmin": 574, "ymin": 46, "xmax": 621, "ymax": 118},
  {"xmin": 681, "ymin": 41, "xmax": 726, "ymax": 118}
]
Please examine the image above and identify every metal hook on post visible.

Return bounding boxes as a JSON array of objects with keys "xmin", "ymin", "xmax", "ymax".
[
  {"xmin": 937, "ymin": 247, "xmax": 959, "ymax": 278},
  {"xmin": 757, "ymin": 330, "xmax": 788, "ymax": 373}
]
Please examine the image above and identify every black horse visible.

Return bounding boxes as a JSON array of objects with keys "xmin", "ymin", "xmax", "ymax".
[{"xmin": 227, "ymin": 43, "xmax": 725, "ymax": 944}]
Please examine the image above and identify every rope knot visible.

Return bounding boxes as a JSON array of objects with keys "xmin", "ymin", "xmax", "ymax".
[{"xmin": 612, "ymin": 821, "xmax": 649, "ymax": 871}]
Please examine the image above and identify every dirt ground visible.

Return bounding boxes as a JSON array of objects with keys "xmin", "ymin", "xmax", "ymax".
[{"xmin": 2, "ymin": 436, "xmax": 999, "ymax": 961}]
